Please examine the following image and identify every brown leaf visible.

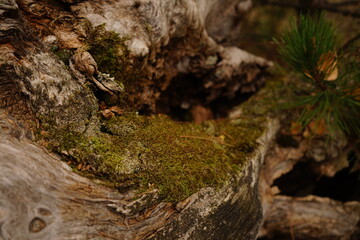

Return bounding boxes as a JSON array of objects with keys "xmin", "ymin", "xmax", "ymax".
[
  {"xmin": 77, "ymin": 163, "xmax": 83, "ymax": 171},
  {"xmin": 109, "ymin": 106, "xmax": 124, "ymax": 115},
  {"xmin": 318, "ymin": 52, "xmax": 338, "ymax": 81},
  {"xmin": 290, "ymin": 121, "xmax": 302, "ymax": 135},
  {"xmin": 308, "ymin": 118, "xmax": 327, "ymax": 136},
  {"xmin": 101, "ymin": 109, "xmax": 115, "ymax": 120}
]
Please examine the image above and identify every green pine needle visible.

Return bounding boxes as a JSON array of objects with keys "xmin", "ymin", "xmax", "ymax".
[{"xmin": 275, "ymin": 12, "xmax": 360, "ymax": 138}]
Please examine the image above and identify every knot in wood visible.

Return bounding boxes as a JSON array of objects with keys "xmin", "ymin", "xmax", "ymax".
[{"xmin": 29, "ymin": 217, "xmax": 46, "ymax": 233}]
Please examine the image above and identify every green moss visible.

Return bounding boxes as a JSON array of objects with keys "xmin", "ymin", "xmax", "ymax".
[
  {"xmin": 85, "ymin": 24, "xmax": 145, "ymax": 100},
  {"xmin": 52, "ymin": 47, "xmax": 72, "ymax": 66},
  {"xmin": 39, "ymin": 111, "xmax": 264, "ymax": 202}
]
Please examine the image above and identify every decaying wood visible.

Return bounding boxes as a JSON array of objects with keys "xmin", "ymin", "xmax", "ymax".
[
  {"xmin": 261, "ymin": 195, "xmax": 360, "ymax": 240},
  {"xmin": 259, "ymin": 136, "xmax": 360, "ymax": 239},
  {"xmin": 2, "ymin": 0, "xmax": 358, "ymax": 239},
  {"xmin": 1, "ymin": 0, "xmax": 270, "ymax": 128},
  {"xmin": 0, "ymin": 112, "xmax": 279, "ymax": 239},
  {"xmin": 0, "ymin": 1, "xmax": 277, "ymax": 239},
  {"xmin": 0, "ymin": 117, "xmax": 172, "ymax": 240}
]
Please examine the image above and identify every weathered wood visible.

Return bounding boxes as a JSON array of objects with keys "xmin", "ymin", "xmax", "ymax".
[
  {"xmin": 259, "ymin": 137, "xmax": 360, "ymax": 239},
  {"xmin": 260, "ymin": 195, "xmax": 360, "ymax": 240},
  {"xmin": 0, "ymin": 1, "xmax": 279, "ymax": 239},
  {"xmin": 0, "ymin": 113, "xmax": 279, "ymax": 239},
  {"xmin": 3, "ymin": 0, "xmax": 358, "ymax": 239}
]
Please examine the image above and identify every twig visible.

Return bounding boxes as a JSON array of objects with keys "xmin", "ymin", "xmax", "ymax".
[
  {"xmin": 320, "ymin": 5, "xmax": 360, "ymax": 18},
  {"xmin": 221, "ymin": 131, "xmax": 236, "ymax": 141},
  {"xmin": 258, "ymin": 0, "xmax": 360, "ymax": 18},
  {"xmin": 329, "ymin": 1, "xmax": 360, "ymax": 7},
  {"xmin": 342, "ymin": 33, "xmax": 360, "ymax": 50}
]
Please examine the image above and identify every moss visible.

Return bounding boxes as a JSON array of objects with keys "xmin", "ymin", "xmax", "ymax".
[
  {"xmin": 85, "ymin": 25, "xmax": 145, "ymax": 105},
  {"xmin": 39, "ymin": 111, "xmax": 265, "ymax": 202},
  {"xmin": 52, "ymin": 47, "xmax": 72, "ymax": 66}
]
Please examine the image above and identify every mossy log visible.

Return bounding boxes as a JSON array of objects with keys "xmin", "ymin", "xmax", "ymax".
[
  {"xmin": 0, "ymin": 112, "xmax": 278, "ymax": 239},
  {"xmin": 0, "ymin": 0, "xmax": 275, "ymax": 239},
  {"xmin": 2, "ymin": 0, "xmax": 358, "ymax": 239}
]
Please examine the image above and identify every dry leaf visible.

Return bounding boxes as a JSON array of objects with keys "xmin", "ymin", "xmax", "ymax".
[
  {"xmin": 290, "ymin": 121, "xmax": 302, "ymax": 135},
  {"xmin": 77, "ymin": 163, "xmax": 83, "ymax": 171},
  {"xmin": 304, "ymin": 52, "xmax": 338, "ymax": 81},
  {"xmin": 101, "ymin": 109, "xmax": 115, "ymax": 120},
  {"xmin": 190, "ymin": 105, "xmax": 213, "ymax": 124},
  {"xmin": 309, "ymin": 118, "xmax": 327, "ymax": 136},
  {"xmin": 318, "ymin": 52, "xmax": 338, "ymax": 81},
  {"xmin": 109, "ymin": 106, "xmax": 124, "ymax": 115}
]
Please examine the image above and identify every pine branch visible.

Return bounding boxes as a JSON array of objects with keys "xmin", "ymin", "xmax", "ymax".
[{"xmin": 275, "ymin": 12, "xmax": 360, "ymax": 138}]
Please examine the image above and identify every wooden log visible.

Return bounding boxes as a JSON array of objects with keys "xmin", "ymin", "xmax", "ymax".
[
  {"xmin": 0, "ymin": 113, "xmax": 279, "ymax": 239},
  {"xmin": 260, "ymin": 195, "xmax": 360, "ymax": 240},
  {"xmin": 259, "ymin": 137, "xmax": 360, "ymax": 239}
]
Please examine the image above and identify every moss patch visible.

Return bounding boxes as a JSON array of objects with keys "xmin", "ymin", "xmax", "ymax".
[
  {"xmin": 40, "ymin": 113, "xmax": 265, "ymax": 202},
  {"xmin": 52, "ymin": 47, "xmax": 72, "ymax": 66},
  {"xmin": 85, "ymin": 25, "xmax": 145, "ymax": 106}
]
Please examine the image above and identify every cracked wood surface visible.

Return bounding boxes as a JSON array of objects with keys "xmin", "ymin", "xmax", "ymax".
[{"xmin": 0, "ymin": 113, "xmax": 278, "ymax": 239}]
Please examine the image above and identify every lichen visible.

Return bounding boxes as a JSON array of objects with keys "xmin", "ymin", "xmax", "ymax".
[{"xmin": 39, "ymin": 112, "xmax": 265, "ymax": 202}]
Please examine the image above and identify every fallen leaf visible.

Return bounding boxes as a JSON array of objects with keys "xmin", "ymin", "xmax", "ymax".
[
  {"xmin": 318, "ymin": 52, "xmax": 338, "ymax": 81},
  {"xmin": 190, "ymin": 105, "xmax": 213, "ymax": 124},
  {"xmin": 101, "ymin": 109, "xmax": 115, "ymax": 120},
  {"xmin": 290, "ymin": 121, "xmax": 302, "ymax": 135},
  {"xmin": 309, "ymin": 118, "xmax": 327, "ymax": 136},
  {"xmin": 77, "ymin": 163, "xmax": 83, "ymax": 171},
  {"xmin": 109, "ymin": 106, "xmax": 124, "ymax": 115}
]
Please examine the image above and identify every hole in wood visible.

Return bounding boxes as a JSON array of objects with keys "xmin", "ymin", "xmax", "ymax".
[
  {"xmin": 155, "ymin": 73, "xmax": 262, "ymax": 122},
  {"xmin": 29, "ymin": 217, "xmax": 46, "ymax": 233},
  {"xmin": 274, "ymin": 161, "xmax": 360, "ymax": 202}
]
